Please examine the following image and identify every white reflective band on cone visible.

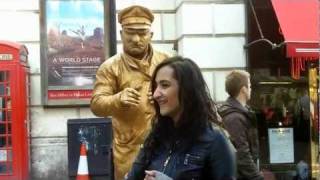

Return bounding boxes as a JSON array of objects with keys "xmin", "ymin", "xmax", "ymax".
[{"xmin": 77, "ymin": 156, "xmax": 89, "ymax": 175}]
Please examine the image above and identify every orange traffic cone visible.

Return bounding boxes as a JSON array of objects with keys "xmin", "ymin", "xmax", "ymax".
[{"xmin": 76, "ymin": 143, "xmax": 90, "ymax": 180}]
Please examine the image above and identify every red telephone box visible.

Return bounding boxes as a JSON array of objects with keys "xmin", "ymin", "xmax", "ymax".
[{"xmin": 0, "ymin": 41, "xmax": 30, "ymax": 180}]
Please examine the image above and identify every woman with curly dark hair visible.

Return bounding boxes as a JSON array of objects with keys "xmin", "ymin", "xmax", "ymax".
[{"xmin": 126, "ymin": 56, "xmax": 236, "ymax": 180}]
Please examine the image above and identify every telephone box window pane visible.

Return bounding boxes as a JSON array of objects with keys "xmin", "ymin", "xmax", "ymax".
[
  {"xmin": 7, "ymin": 137, "xmax": 11, "ymax": 146},
  {"xmin": 6, "ymin": 72, "xmax": 9, "ymax": 82},
  {"xmin": 3, "ymin": 98, "xmax": 6, "ymax": 109},
  {"xmin": 0, "ymin": 137, "xmax": 5, "ymax": 147},
  {"xmin": 0, "ymin": 111, "xmax": 3, "ymax": 121},
  {"xmin": 0, "ymin": 96, "xmax": 4, "ymax": 109},
  {"xmin": 0, "ymin": 111, "xmax": 5, "ymax": 122},
  {"xmin": 4, "ymin": 98, "xmax": 11, "ymax": 109},
  {"xmin": 7, "ymin": 163, "xmax": 12, "ymax": 173},
  {"xmin": 6, "ymin": 162, "xmax": 12, "ymax": 173},
  {"xmin": 0, "ymin": 84, "xmax": 4, "ymax": 96},
  {"xmin": 0, "ymin": 71, "xmax": 9, "ymax": 82},
  {"xmin": 0, "ymin": 149, "xmax": 7, "ymax": 161},
  {"xmin": 0, "ymin": 72, "xmax": 4, "ymax": 82},
  {"xmin": 6, "ymin": 111, "xmax": 11, "ymax": 122},
  {"xmin": 7, "ymin": 123, "xmax": 11, "ymax": 134},
  {"xmin": 6, "ymin": 149, "xmax": 11, "ymax": 161},
  {"xmin": 2, "ymin": 98, "xmax": 6, "ymax": 109},
  {"xmin": 0, "ymin": 163, "xmax": 7, "ymax": 173},
  {"xmin": 5, "ymin": 86, "xmax": 10, "ymax": 96},
  {"xmin": 0, "ymin": 124, "xmax": 5, "ymax": 134},
  {"xmin": 0, "ymin": 162, "xmax": 12, "ymax": 174}
]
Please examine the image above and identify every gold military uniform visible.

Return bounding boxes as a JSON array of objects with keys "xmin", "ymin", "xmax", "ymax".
[{"xmin": 91, "ymin": 46, "xmax": 168, "ymax": 180}]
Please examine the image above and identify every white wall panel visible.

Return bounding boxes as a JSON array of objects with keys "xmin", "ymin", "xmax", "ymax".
[
  {"xmin": 117, "ymin": 43, "xmax": 123, "ymax": 53},
  {"xmin": 176, "ymin": 6, "xmax": 183, "ymax": 39},
  {"xmin": 179, "ymin": 37, "xmax": 212, "ymax": 65},
  {"xmin": 152, "ymin": 43, "xmax": 176, "ymax": 56},
  {"xmin": 202, "ymin": 71, "xmax": 215, "ymax": 100},
  {"xmin": 179, "ymin": 36, "xmax": 246, "ymax": 68},
  {"xmin": 176, "ymin": 0, "xmax": 183, "ymax": 7},
  {"xmin": 116, "ymin": 0, "xmax": 135, "ymax": 10},
  {"xmin": 0, "ymin": 0, "xmax": 39, "ymax": 11},
  {"xmin": 116, "ymin": 14, "xmax": 121, "ymax": 41},
  {"xmin": 213, "ymin": 70, "xmax": 231, "ymax": 102},
  {"xmin": 0, "ymin": 12, "xmax": 39, "ymax": 41},
  {"xmin": 176, "ymin": 4, "xmax": 213, "ymax": 37},
  {"xmin": 117, "ymin": 0, "xmax": 175, "ymax": 10},
  {"xmin": 30, "ymin": 107, "xmax": 78, "ymax": 137},
  {"xmin": 151, "ymin": 14, "xmax": 162, "ymax": 40},
  {"xmin": 213, "ymin": 4, "xmax": 245, "ymax": 34},
  {"xmin": 31, "ymin": 138, "xmax": 68, "ymax": 179},
  {"xmin": 176, "ymin": 0, "xmax": 219, "ymax": 8},
  {"xmin": 210, "ymin": 37, "xmax": 246, "ymax": 68},
  {"xmin": 25, "ymin": 43, "xmax": 41, "ymax": 74},
  {"xmin": 132, "ymin": 0, "xmax": 175, "ymax": 10},
  {"xmin": 162, "ymin": 14, "xmax": 176, "ymax": 40},
  {"xmin": 30, "ymin": 75, "xmax": 41, "ymax": 106},
  {"xmin": 79, "ymin": 108, "xmax": 97, "ymax": 119}
]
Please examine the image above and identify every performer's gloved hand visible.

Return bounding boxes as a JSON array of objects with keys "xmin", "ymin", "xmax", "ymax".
[{"xmin": 119, "ymin": 88, "xmax": 141, "ymax": 107}]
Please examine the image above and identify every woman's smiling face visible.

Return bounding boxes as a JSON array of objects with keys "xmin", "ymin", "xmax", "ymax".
[{"xmin": 153, "ymin": 65, "xmax": 182, "ymax": 124}]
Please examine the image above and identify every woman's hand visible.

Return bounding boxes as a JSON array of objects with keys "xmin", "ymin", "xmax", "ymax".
[
  {"xmin": 144, "ymin": 170, "xmax": 172, "ymax": 180},
  {"xmin": 144, "ymin": 170, "xmax": 156, "ymax": 180}
]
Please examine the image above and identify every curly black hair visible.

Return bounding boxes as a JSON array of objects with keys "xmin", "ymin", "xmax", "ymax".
[{"xmin": 141, "ymin": 56, "xmax": 221, "ymax": 165}]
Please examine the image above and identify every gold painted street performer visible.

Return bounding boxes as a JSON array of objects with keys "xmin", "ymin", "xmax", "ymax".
[{"xmin": 90, "ymin": 5, "xmax": 169, "ymax": 180}]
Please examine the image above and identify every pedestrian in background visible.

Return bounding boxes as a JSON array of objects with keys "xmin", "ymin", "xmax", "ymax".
[
  {"xmin": 126, "ymin": 56, "xmax": 236, "ymax": 180},
  {"xmin": 219, "ymin": 70, "xmax": 264, "ymax": 180}
]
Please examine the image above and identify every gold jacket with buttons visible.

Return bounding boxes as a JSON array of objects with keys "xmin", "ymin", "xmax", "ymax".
[{"xmin": 90, "ymin": 46, "xmax": 169, "ymax": 180}]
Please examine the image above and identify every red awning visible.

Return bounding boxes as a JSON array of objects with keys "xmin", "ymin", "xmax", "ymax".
[{"xmin": 271, "ymin": 0, "xmax": 319, "ymax": 58}]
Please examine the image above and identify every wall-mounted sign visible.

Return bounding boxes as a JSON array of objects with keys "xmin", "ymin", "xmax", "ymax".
[
  {"xmin": 268, "ymin": 128, "xmax": 294, "ymax": 163},
  {"xmin": 0, "ymin": 54, "xmax": 13, "ymax": 61},
  {"xmin": 40, "ymin": 0, "xmax": 116, "ymax": 106}
]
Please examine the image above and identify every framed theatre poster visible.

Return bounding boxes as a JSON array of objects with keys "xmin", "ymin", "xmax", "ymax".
[
  {"xmin": 40, "ymin": 0, "xmax": 116, "ymax": 106},
  {"xmin": 268, "ymin": 128, "xmax": 294, "ymax": 163}
]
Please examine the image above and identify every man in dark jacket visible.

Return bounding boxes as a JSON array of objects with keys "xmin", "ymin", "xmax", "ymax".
[{"xmin": 219, "ymin": 70, "xmax": 264, "ymax": 180}]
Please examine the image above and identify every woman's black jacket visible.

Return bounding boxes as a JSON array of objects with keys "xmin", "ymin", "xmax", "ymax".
[{"xmin": 126, "ymin": 123, "xmax": 236, "ymax": 180}]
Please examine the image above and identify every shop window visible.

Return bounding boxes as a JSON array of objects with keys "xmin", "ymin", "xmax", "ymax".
[{"xmin": 246, "ymin": 0, "xmax": 319, "ymax": 178}]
